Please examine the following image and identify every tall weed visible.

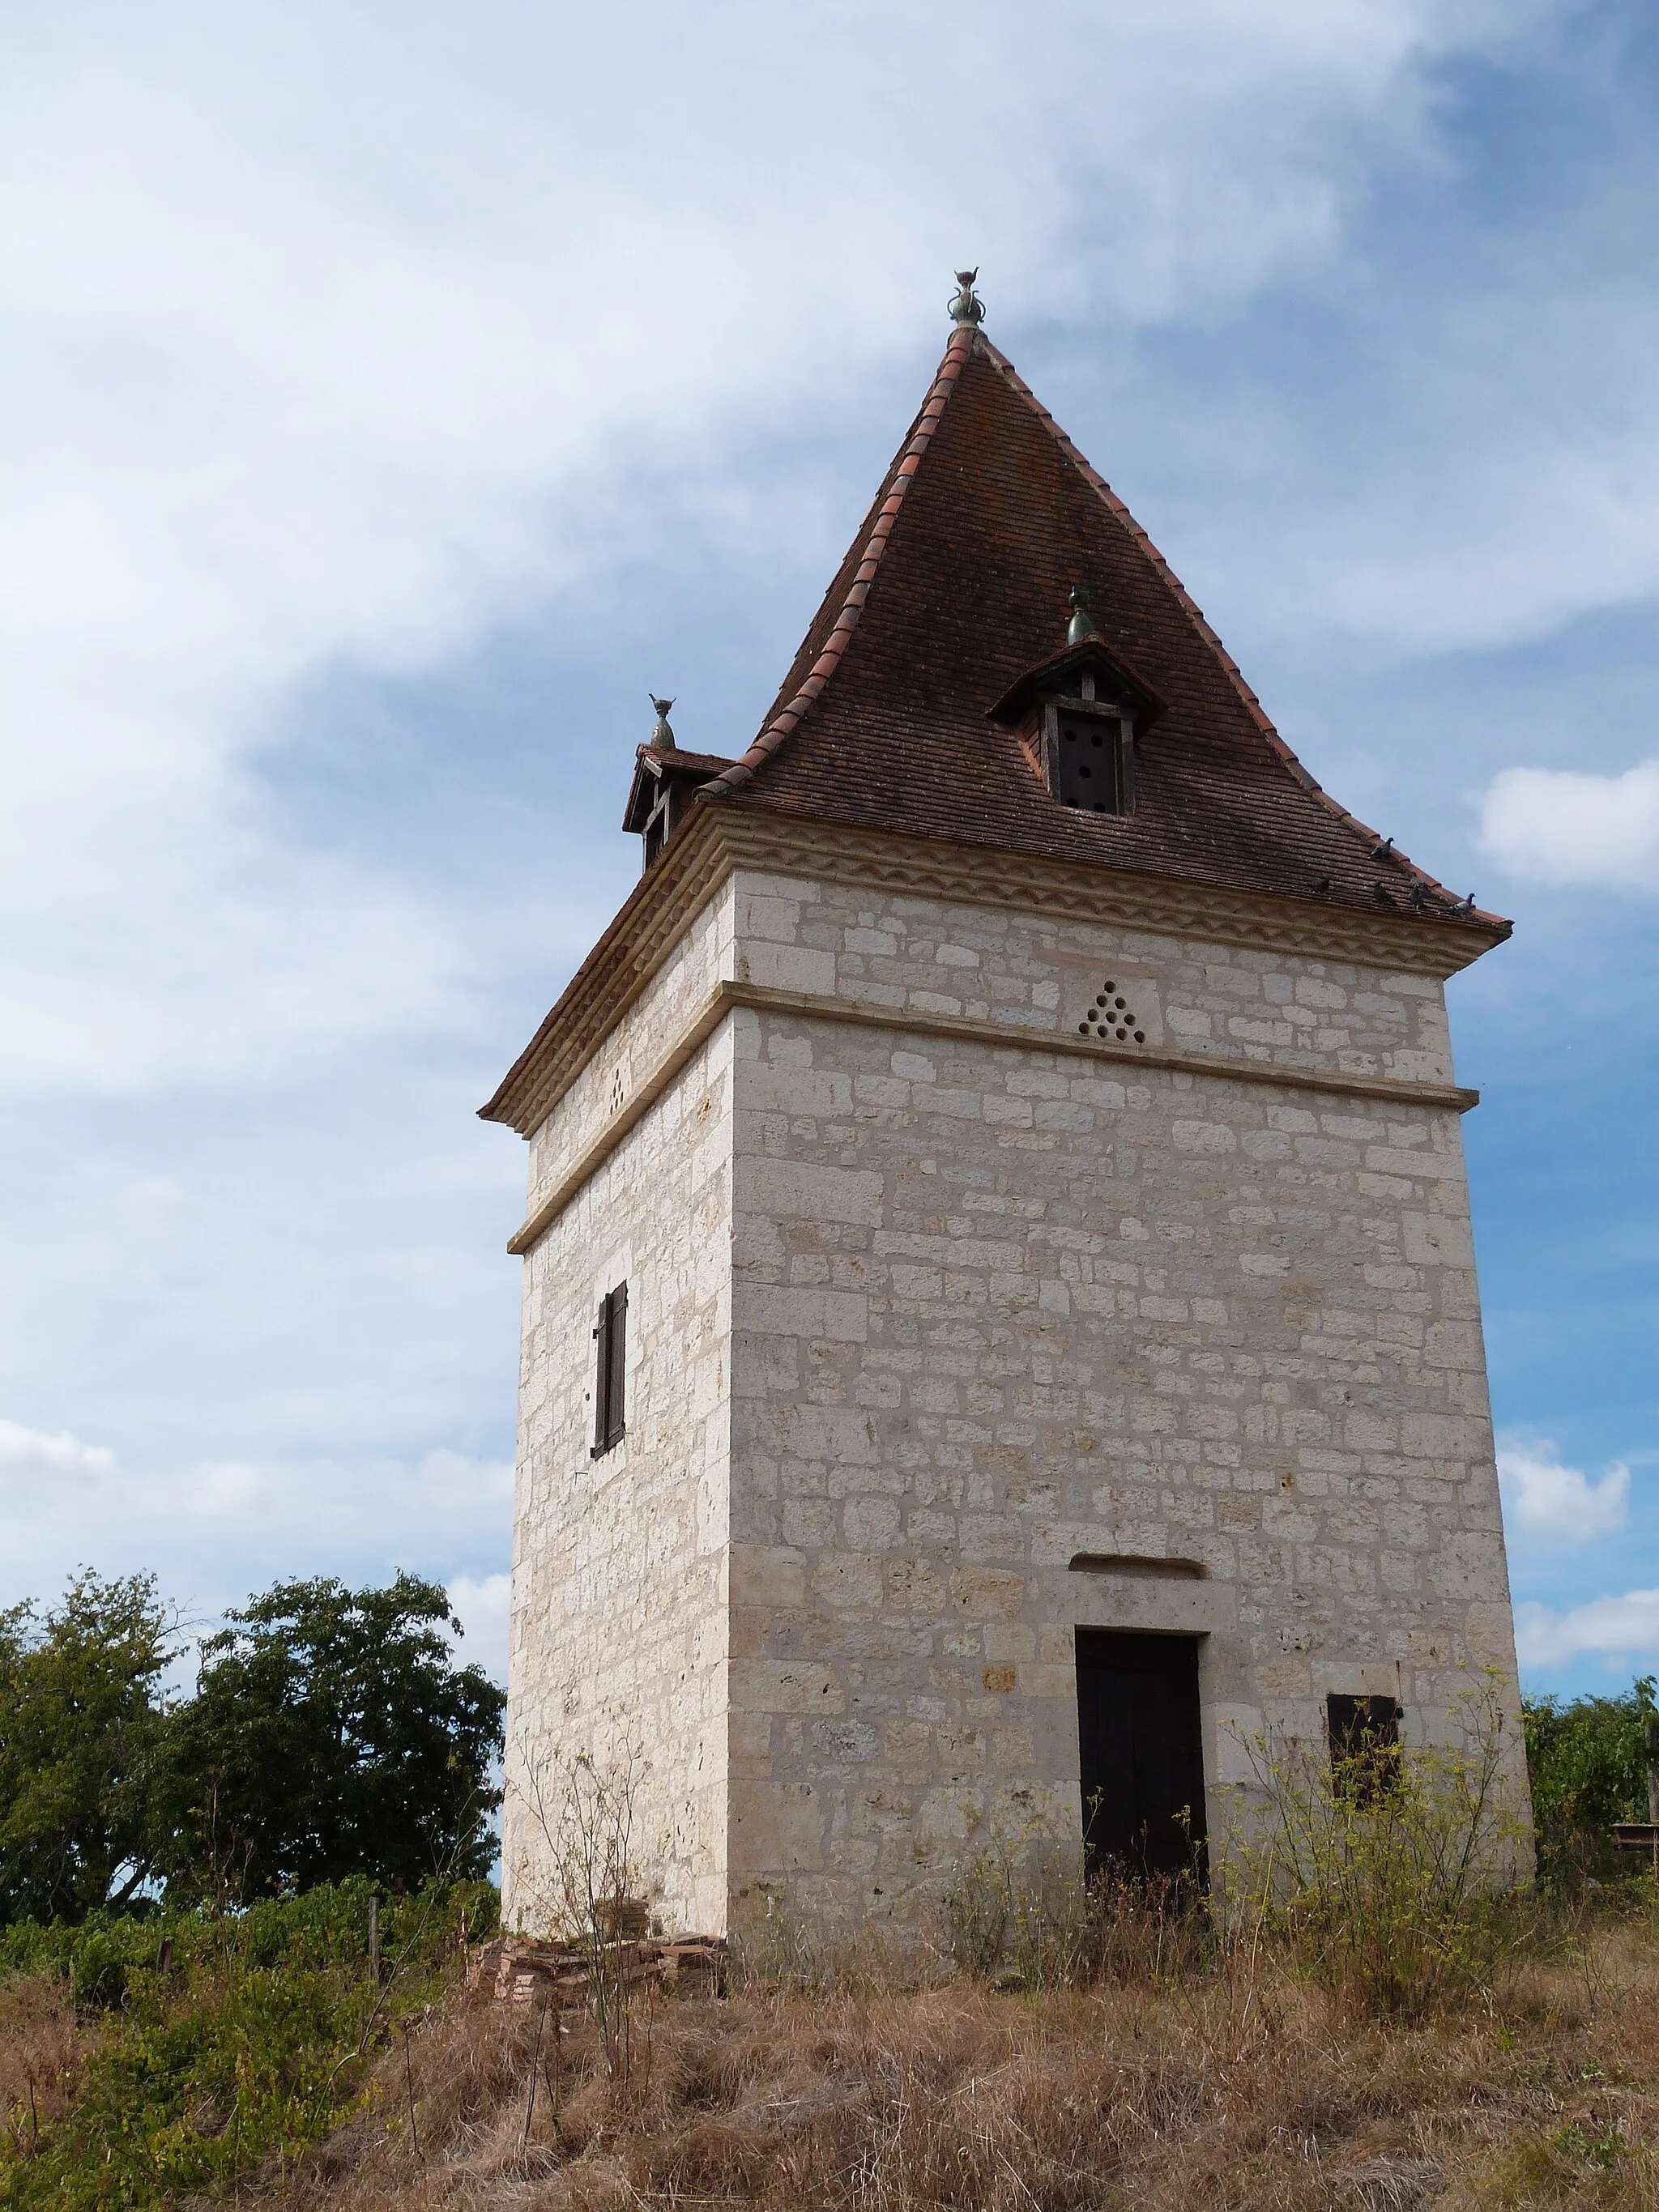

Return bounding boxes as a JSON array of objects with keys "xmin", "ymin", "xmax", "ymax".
[
  {"xmin": 509, "ymin": 1748, "xmax": 656, "ymax": 2086},
  {"xmin": 941, "ymin": 1803, "xmax": 1209, "ymax": 1993},
  {"xmin": 1218, "ymin": 1678, "xmax": 1537, "ymax": 2016},
  {"xmin": 937, "ymin": 1683, "xmax": 1532, "ymax": 2018}
]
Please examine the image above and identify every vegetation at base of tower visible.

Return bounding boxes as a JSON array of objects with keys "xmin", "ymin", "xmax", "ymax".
[
  {"xmin": 11, "ymin": 1886, "xmax": 1659, "ymax": 2208},
  {"xmin": 932, "ymin": 1680, "xmax": 1534, "ymax": 2020},
  {"xmin": 507, "ymin": 1747, "xmax": 651, "ymax": 2086},
  {"xmin": 0, "ymin": 1877, "xmax": 493, "ymax": 2209},
  {"xmin": 1524, "ymin": 1677, "xmax": 1659, "ymax": 1879},
  {"xmin": 5, "ymin": 1690, "xmax": 1659, "ymax": 2206},
  {"xmin": 0, "ymin": 1571, "xmax": 505, "ymax": 1922},
  {"xmin": 348, "ymin": 1904, "xmax": 1659, "ymax": 2209},
  {"xmin": 1218, "ymin": 1679, "xmax": 1533, "ymax": 2019}
]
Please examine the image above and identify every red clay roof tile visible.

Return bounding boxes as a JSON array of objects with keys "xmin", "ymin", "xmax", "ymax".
[{"xmin": 699, "ymin": 329, "xmax": 1508, "ymax": 945}]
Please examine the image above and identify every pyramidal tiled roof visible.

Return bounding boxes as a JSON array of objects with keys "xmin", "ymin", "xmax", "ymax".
[{"xmin": 701, "ymin": 325, "xmax": 1508, "ymax": 943}]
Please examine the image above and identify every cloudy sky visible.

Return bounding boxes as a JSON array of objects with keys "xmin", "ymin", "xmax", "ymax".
[{"xmin": 2, "ymin": 0, "xmax": 1655, "ymax": 1699}]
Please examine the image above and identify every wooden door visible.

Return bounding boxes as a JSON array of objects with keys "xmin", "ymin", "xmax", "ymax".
[{"xmin": 1075, "ymin": 1629, "xmax": 1207, "ymax": 1882}]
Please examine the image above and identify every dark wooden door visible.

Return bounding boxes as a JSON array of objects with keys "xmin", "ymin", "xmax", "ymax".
[{"xmin": 1075, "ymin": 1630, "xmax": 1208, "ymax": 1882}]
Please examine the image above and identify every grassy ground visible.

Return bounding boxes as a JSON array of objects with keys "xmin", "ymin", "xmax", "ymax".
[
  {"xmin": 7, "ymin": 1887, "xmax": 1659, "ymax": 2207},
  {"xmin": 255, "ymin": 1897, "xmax": 1659, "ymax": 2210}
]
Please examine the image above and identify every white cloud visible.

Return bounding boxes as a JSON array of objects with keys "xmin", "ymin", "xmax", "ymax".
[
  {"xmin": 0, "ymin": 1439, "xmax": 514, "ymax": 1616},
  {"xmin": 1516, "ymin": 1590, "xmax": 1659, "ymax": 1670},
  {"xmin": 138, "ymin": 1447, "xmax": 515, "ymax": 1558},
  {"xmin": 7, "ymin": 0, "xmax": 1651, "ymax": 1672},
  {"xmin": 1478, "ymin": 760, "xmax": 1659, "ymax": 892},
  {"xmin": 0, "ymin": 0, "xmax": 1574, "ymax": 1101},
  {"xmin": 1499, "ymin": 1437, "xmax": 1631, "ymax": 1541},
  {"xmin": 0, "ymin": 1420, "xmax": 115, "ymax": 1483},
  {"xmin": 448, "ymin": 1572, "xmax": 512, "ymax": 1690}
]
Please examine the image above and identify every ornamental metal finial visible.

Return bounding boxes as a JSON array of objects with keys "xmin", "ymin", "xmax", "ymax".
[
  {"xmin": 1066, "ymin": 585, "xmax": 1098, "ymax": 646},
  {"xmin": 949, "ymin": 268, "xmax": 985, "ymax": 327},
  {"xmin": 648, "ymin": 694, "xmax": 676, "ymax": 751}
]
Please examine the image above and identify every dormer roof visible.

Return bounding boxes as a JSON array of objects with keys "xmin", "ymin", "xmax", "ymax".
[
  {"xmin": 621, "ymin": 744, "xmax": 737, "ymax": 836},
  {"xmin": 986, "ymin": 637, "xmax": 1167, "ymax": 732},
  {"xmin": 697, "ymin": 325, "xmax": 1508, "ymax": 943}
]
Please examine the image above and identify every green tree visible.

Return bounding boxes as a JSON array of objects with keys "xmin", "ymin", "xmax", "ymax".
[
  {"xmin": 1523, "ymin": 1677, "xmax": 1653, "ymax": 1877},
  {"xmin": 160, "ymin": 1573, "xmax": 504, "ymax": 1903},
  {"xmin": 0, "ymin": 1571, "xmax": 176, "ymax": 1924}
]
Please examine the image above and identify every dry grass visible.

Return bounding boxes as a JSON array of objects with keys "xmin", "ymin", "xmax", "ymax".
[
  {"xmin": 246, "ymin": 1904, "xmax": 1659, "ymax": 2212},
  {"xmin": 0, "ymin": 1973, "xmax": 94, "ymax": 2158}
]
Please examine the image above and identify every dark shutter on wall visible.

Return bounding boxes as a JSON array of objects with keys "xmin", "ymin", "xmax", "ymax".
[
  {"xmin": 605, "ymin": 1281, "xmax": 627, "ymax": 1450},
  {"xmin": 591, "ymin": 1281, "xmax": 628, "ymax": 1458},
  {"xmin": 591, "ymin": 1295, "xmax": 610, "ymax": 1457}
]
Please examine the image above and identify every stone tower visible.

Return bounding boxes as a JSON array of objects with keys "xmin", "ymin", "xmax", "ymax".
[{"xmin": 484, "ymin": 290, "xmax": 1529, "ymax": 1939}]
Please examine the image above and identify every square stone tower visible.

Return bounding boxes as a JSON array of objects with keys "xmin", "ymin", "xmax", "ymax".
[{"xmin": 484, "ymin": 288, "xmax": 1529, "ymax": 1938}]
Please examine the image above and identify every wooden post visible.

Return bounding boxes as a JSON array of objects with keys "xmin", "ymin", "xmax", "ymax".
[
  {"xmin": 403, "ymin": 2022, "xmax": 421, "ymax": 2160},
  {"xmin": 369, "ymin": 1894, "xmax": 380, "ymax": 1986},
  {"xmin": 520, "ymin": 2000, "xmax": 547, "ymax": 2158},
  {"xmin": 550, "ymin": 2004, "xmax": 562, "ymax": 2133}
]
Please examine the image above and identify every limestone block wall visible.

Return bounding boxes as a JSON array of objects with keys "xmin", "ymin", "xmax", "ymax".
[
  {"xmin": 727, "ymin": 862, "xmax": 1456, "ymax": 1089},
  {"xmin": 502, "ymin": 1003, "xmax": 736, "ymax": 1939},
  {"xmin": 723, "ymin": 865, "xmax": 1525, "ymax": 1929}
]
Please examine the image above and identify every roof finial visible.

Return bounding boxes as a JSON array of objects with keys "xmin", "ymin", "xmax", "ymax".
[
  {"xmin": 949, "ymin": 269, "xmax": 984, "ymax": 327},
  {"xmin": 1066, "ymin": 585, "xmax": 1098, "ymax": 646},
  {"xmin": 649, "ymin": 694, "xmax": 676, "ymax": 751}
]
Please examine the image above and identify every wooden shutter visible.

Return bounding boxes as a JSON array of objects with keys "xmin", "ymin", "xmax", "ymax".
[
  {"xmin": 592, "ymin": 1294, "xmax": 612, "ymax": 1456},
  {"xmin": 606, "ymin": 1281, "xmax": 627, "ymax": 1448},
  {"xmin": 591, "ymin": 1282, "xmax": 629, "ymax": 1456}
]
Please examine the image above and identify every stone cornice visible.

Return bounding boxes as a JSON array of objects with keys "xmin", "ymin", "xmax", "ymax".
[
  {"xmin": 726, "ymin": 812, "xmax": 1505, "ymax": 974},
  {"xmin": 480, "ymin": 808, "xmax": 732, "ymax": 1139},
  {"xmin": 506, "ymin": 977, "xmax": 1481, "ymax": 1256},
  {"xmin": 482, "ymin": 809, "xmax": 1503, "ymax": 1140}
]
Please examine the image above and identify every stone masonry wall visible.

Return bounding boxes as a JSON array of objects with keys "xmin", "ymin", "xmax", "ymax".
[
  {"xmin": 723, "ymin": 863, "xmax": 1526, "ymax": 1929},
  {"xmin": 502, "ymin": 995, "xmax": 736, "ymax": 1940},
  {"xmin": 524, "ymin": 880, "xmax": 738, "ymax": 1225}
]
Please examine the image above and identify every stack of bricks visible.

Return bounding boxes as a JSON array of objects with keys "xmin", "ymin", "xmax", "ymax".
[{"xmin": 467, "ymin": 1933, "xmax": 727, "ymax": 2005}]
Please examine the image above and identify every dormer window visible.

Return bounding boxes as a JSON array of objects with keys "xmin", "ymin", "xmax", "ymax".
[
  {"xmin": 620, "ymin": 697, "xmax": 737, "ymax": 873},
  {"xmin": 1052, "ymin": 671, "xmax": 1134, "ymax": 815},
  {"xmin": 1055, "ymin": 707, "xmax": 1129, "ymax": 812},
  {"xmin": 986, "ymin": 634, "xmax": 1166, "ymax": 823}
]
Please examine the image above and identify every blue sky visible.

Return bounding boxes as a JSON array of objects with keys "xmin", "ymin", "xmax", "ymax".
[{"xmin": 2, "ymin": 0, "xmax": 1655, "ymax": 1700}]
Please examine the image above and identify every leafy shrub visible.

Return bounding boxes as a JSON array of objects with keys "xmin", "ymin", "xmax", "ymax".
[
  {"xmin": 1524, "ymin": 1678, "xmax": 1656, "ymax": 1881},
  {"xmin": 941, "ymin": 1824, "xmax": 1097, "ymax": 1990},
  {"xmin": 1221, "ymin": 1678, "xmax": 1536, "ymax": 2016},
  {"xmin": 937, "ymin": 1683, "xmax": 1533, "ymax": 2018},
  {"xmin": 0, "ymin": 1877, "xmax": 496, "ymax": 2209}
]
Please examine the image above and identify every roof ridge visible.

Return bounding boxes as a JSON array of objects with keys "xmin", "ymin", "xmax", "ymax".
[
  {"xmin": 976, "ymin": 339, "xmax": 1504, "ymax": 929},
  {"xmin": 702, "ymin": 326, "xmax": 977, "ymax": 798}
]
